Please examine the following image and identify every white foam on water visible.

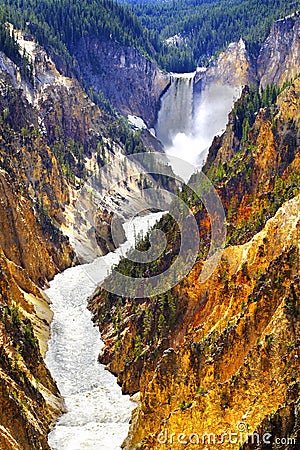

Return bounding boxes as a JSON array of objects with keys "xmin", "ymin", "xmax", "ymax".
[{"xmin": 45, "ymin": 212, "xmax": 165, "ymax": 450}]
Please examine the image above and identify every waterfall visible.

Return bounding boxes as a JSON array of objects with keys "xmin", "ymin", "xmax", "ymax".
[
  {"xmin": 156, "ymin": 73, "xmax": 195, "ymax": 147},
  {"xmin": 156, "ymin": 72, "xmax": 240, "ymax": 171}
]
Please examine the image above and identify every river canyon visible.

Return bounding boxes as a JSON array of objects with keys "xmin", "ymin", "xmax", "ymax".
[
  {"xmin": 44, "ymin": 66, "xmax": 240, "ymax": 448},
  {"xmin": 45, "ymin": 213, "xmax": 165, "ymax": 449},
  {"xmin": 0, "ymin": 5, "xmax": 299, "ymax": 450}
]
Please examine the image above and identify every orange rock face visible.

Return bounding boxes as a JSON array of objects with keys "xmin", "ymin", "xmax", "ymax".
[
  {"xmin": 0, "ymin": 56, "xmax": 74, "ymax": 449},
  {"xmin": 91, "ymin": 80, "xmax": 300, "ymax": 449}
]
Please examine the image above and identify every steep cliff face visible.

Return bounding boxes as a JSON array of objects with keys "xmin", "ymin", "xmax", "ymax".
[
  {"xmin": 74, "ymin": 37, "xmax": 170, "ymax": 127},
  {"xmin": 194, "ymin": 12, "xmax": 300, "ymax": 102},
  {"xmin": 123, "ymin": 195, "xmax": 300, "ymax": 450},
  {"xmin": 0, "ymin": 27, "xmax": 171, "ymax": 449},
  {"xmin": 196, "ymin": 39, "xmax": 256, "ymax": 91},
  {"xmin": 0, "ymin": 42, "xmax": 78, "ymax": 448},
  {"xmin": 0, "ymin": 249, "xmax": 64, "ymax": 450},
  {"xmin": 90, "ymin": 75, "xmax": 300, "ymax": 449},
  {"xmin": 9, "ymin": 31, "xmax": 170, "ymax": 261},
  {"xmin": 258, "ymin": 12, "xmax": 300, "ymax": 87},
  {"xmin": 0, "ymin": 65, "xmax": 74, "ymax": 285}
]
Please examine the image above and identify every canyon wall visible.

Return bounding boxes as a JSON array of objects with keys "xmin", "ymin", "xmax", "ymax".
[
  {"xmin": 74, "ymin": 37, "xmax": 170, "ymax": 127},
  {"xmin": 90, "ymin": 73, "xmax": 300, "ymax": 450},
  {"xmin": 194, "ymin": 13, "xmax": 300, "ymax": 102},
  {"xmin": 0, "ymin": 51, "xmax": 73, "ymax": 449},
  {"xmin": 258, "ymin": 12, "xmax": 300, "ymax": 87},
  {"xmin": 0, "ymin": 29, "xmax": 171, "ymax": 448},
  {"xmin": 195, "ymin": 38, "xmax": 256, "ymax": 91}
]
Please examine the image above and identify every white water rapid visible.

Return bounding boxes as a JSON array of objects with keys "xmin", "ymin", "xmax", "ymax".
[
  {"xmin": 156, "ymin": 73, "xmax": 240, "ymax": 171},
  {"xmin": 45, "ymin": 212, "xmax": 164, "ymax": 450}
]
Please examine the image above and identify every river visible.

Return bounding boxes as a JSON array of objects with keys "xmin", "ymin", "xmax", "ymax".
[{"xmin": 45, "ymin": 212, "xmax": 164, "ymax": 450}]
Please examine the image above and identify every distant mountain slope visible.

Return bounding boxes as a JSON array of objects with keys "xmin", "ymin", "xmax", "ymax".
[
  {"xmin": 119, "ymin": 0, "xmax": 300, "ymax": 71},
  {"xmin": 0, "ymin": 0, "xmax": 169, "ymax": 125}
]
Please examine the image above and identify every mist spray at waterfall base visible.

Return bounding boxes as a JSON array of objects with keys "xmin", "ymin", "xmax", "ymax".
[{"xmin": 156, "ymin": 74, "xmax": 240, "ymax": 172}]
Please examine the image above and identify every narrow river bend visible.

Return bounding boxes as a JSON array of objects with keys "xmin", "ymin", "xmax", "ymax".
[{"xmin": 45, "ymin": 213, "xmax": 164, "ymax": 450}]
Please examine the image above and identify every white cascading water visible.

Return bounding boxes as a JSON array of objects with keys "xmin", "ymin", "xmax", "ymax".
[
  {"xmin": 45, "ymin": 212, "xmax": 164, "ymax": 450},
  {"xmin": 155, "ymin": 73, "xmax": 195, "ymax": 147},
  {"xmin": 156, "ymin": 72, "xmax": 240, "ymax": 170}
]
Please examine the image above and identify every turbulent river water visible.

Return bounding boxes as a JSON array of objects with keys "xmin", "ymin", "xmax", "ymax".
[{"xmin": 45, "ymin": 212, "xmax": 164, "ymax": 450}]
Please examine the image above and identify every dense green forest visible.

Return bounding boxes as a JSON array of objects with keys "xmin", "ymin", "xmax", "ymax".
[
  {"xmin": 0, "ymin": 0, "xmax": 155, "ymax": 73},
  {"xmin": 0, "ymin": 0, "xmax": 299, "ymax": 73},
  {"xmin": 118, "ymin": 0, "xmax": 300, "ymax": 71},
  {"xmin": 0, "ymin": 0, "xmax": 299, "ymax": 74}
]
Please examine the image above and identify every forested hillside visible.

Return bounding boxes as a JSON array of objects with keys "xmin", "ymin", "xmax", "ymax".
[
  {"xmin": 0, "ymin": 0, "xmax": 155, "ymax": 73},
  {"xmin": 119, "ymin": 0, "xmax": 300, "ymax": 71},
  {"xmin": 1, "ymin": 0, "xmax": 299, "ymax": 74}
]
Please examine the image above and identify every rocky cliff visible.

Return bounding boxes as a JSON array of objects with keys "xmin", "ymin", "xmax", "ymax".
[
  {"xmin": 258, "ymin": 12, "xmax": 300, "ymax": 87},
  {"xmin": 195, "ymin": 38, "xmax": 256, "ymax": 91},
  {"xmin": 194, "ymin": 12, "xmax": 300, "ymax": 101},
  {"xmin": 0, "ymin": 250, "xmax": 64, "ymax": 450},
  {"xmin": 0, "ymin": 55, "xmax": 73, "ymax": 448},
  {"xmin": 90, "ymin": 73, "xmax": 300, "ymax": 449},
  {"xmin": 74, "ymin": 37, "xmax": 170, "ymax": 127},
  {"xmin": 0, "ymin": 27, "xmax": 172, "ymax": 449}
]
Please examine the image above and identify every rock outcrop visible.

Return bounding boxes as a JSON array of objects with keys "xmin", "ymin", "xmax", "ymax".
[
  {"xmin": 74, "ymin": 37, "xmax": 170, "ymax": 127},
  {"xmin": 0, "ymin": 250, "xmax": 64, "ymax": 450},
  {"xmin": 194, "ymin": 12, "xmax": 300, "ymax": 102},
  {"xmin": 258, "ymin": 12, "xmax": 300, "ymax": 87},
  {"xmin": 196, "ymin": 38, "xmax": 256, "ymax": 91},
  {"xmin": 123, "ymin": 194, "xmax": 300, "ymax": 450}
]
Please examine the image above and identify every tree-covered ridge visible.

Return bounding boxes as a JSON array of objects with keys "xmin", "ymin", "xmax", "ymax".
[
  {"xmin": 0, "ymin": 0, "xmax": 155, "ymax": 73},
  {"xmin": 0, "ymin": 11, "xmax": 34, "ymax": 81},
  {"xmin": 1, "ymin": 0, "xmax": 299, "ymax": 73},
  {"xmin": 119, "ymin": 0, "xmax": 300, "ymax": 71}
]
